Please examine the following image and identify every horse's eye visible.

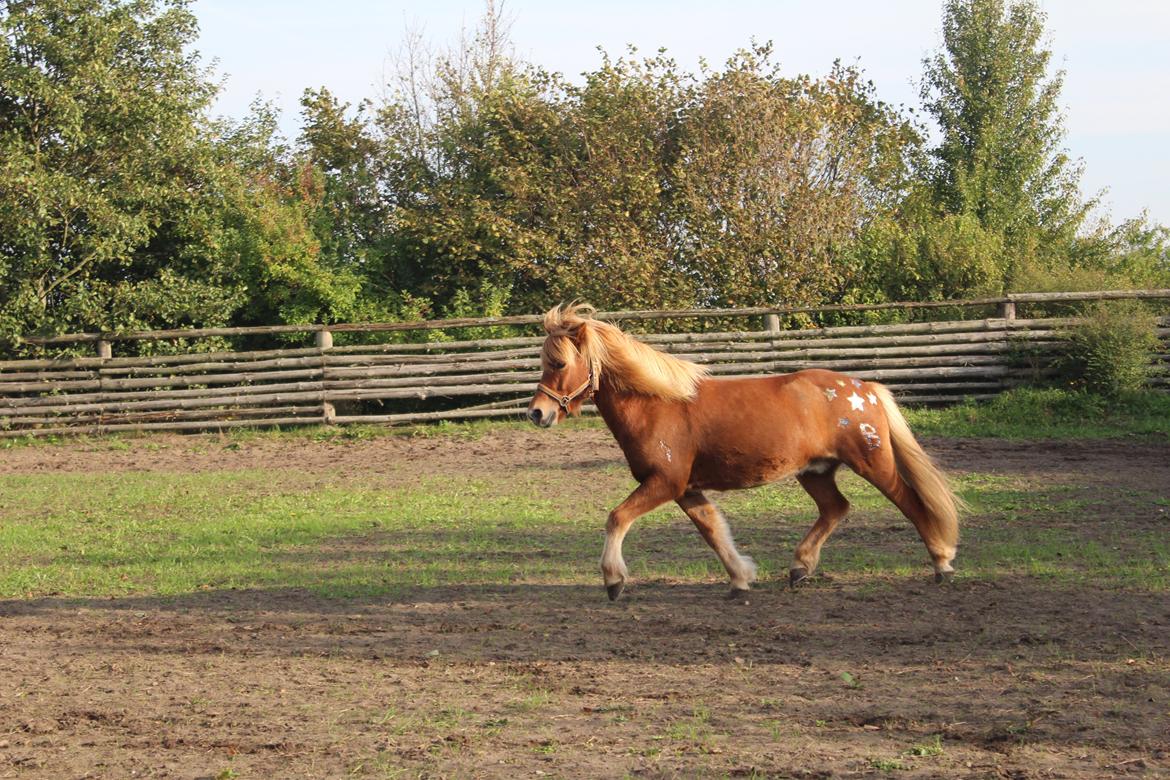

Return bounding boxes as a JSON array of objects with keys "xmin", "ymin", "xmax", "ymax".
[{"xmin": 548, "ymin": 360, "xmax": 565, "ymax": 371}]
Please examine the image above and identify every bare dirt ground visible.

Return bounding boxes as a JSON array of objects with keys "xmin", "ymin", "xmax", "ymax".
[{"xmin": 2, "ymin": 428, "xmax": 1169, "ymax": 779}]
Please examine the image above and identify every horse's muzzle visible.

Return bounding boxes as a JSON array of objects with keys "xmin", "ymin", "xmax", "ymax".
[{"xmin": 527, "ymin": 407, "xmax": 555, "ymax": 428}]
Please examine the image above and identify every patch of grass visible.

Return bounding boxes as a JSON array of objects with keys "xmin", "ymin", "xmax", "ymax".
[
  {"xmin": 0, "ymin": 471, "xmax": 594, "ymax": 599},
  {"xmin": 664, "ymin": 706, "xmax": 721, "ymax": 750},
  {"xmin": 510, "ymin": 691, "xmax": 554, "ymax": 712},
  {"xmin": 764, "ymin": 719, "xmax": 786, "ymax": 740},
  {"xmin": 3, "ymin": 386, "xmax": 1165, "ymax": 453},
  {"xmin": 904, "ymin": 735, "xmax": 945, "ymax": 757},
  {"xmin": 869, "ymin": 757, "xmax": 908, "ymax": 771},
  {"xmin": 0, "ymin": 413, "xmax": 607, "ymax": 451},
  {"xmin": 905, "ymin": 388, "xmax": 1170, "ymax": 439}
]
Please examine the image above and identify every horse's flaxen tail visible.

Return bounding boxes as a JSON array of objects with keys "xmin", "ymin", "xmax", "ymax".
[{"xmin": 872, "ymin": 384, "xmax": 963, "ymax": 555}]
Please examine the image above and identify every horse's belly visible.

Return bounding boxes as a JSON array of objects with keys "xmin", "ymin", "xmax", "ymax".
[{"xmin": 688, "ymin": 451, "xmax": 803, "ymax": 491}]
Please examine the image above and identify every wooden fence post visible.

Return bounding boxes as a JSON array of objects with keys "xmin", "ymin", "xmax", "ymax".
[
  {"xmin": 97, "ymin": 339, "xmax": 112, "ymax": 359},
  {"xmin": 998, "ymin": 301, "xmax": 1017, "ymax": 321},
  {"xmin": 317, "ymin": 328, "xmax": 334, "ymax": 424},
  {"xmin": 764, "ymin": 314, "xmax": 780, "ymax": 333}
]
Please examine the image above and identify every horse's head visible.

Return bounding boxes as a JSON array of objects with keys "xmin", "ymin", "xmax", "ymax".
[{"xmin": 527, "ymin": 303, "xmax": 601, "ymax": 427}]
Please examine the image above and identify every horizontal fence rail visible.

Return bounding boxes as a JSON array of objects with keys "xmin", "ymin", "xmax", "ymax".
[{"xmin": 2, "ymin": 290, "xmax": 1168, "ymax": 437}]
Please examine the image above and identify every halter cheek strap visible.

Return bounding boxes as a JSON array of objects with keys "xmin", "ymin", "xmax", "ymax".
[{"xmin": 537, "ymin": 369, "xmax": 594, "ymax": 412}]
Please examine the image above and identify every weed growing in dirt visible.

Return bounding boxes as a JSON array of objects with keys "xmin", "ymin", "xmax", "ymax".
[
  {"xmin": 664, "ymin": 706, "xmax": 723, "ymax": 752},
  {"xmin": 870, "ymin": 757, "xmax": 908, "ymax": 771},
  {"xmin": 904, "ymin": 735, "xmax": 945, "ymax": 757},
  {"xmin": 532, "ymin": 739, "xmax": 557, "ymax": 755},
  {"xmin": 511, "ymin": 691, "xmax": 554, "ymax": 712}
]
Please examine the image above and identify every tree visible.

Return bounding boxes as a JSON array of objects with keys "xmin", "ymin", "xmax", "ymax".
[
  {"xmin": 0, "ymin": 0, "xmax": 220, "ymax": 342},
  {"xmin": 672, "ymin": 48, "xmax": 917, "ymax": 309},
  {"xmin": 298, "ymin": 87, "xmax": 393, "ymax": 317},
  {"xmin": 201, "ymin": 101, "xmax": 361, "ymax": 328},
  {"xmin": 551, "ymin": 49, "xmax": 691, "ymax": 310},
  {"xmin": 374, "ymin": 3, "xmax": 553, "ymax": 315},
  {"xmin": 920, "ymin": 0, "xmax": 1090, "ymax": 290}
]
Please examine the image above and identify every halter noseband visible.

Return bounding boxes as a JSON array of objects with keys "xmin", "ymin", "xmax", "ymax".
[{"xmin": 537, "ymin": 368, "xmax": 594, "ymax": 412}]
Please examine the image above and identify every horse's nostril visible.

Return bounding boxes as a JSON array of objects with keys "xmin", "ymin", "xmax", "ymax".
[{"xmin": 528, "ymin": 408, "xmax": 542, "ymax": 424}]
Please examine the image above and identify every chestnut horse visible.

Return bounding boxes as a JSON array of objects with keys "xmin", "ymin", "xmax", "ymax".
[{"xmin": 526, "ymin": 303, "xmax": 962, "ymax": 600}]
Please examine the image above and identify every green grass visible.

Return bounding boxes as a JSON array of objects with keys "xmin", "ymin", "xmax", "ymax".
[
  {"xmin": 904, "ymin": 735, "xmax": 945, "ymax": 757},
  {"xmin": 0, "ymin": 471, "xmax": 596, "ymax": 599},
  {"xmin": 869, "ymin": 757, "xmax": 909, "ymax": 772},
  {"xmin": 1, "ymin": 449, "xmax": 1168, "ymax": 599},
  {"xmin": 904, "ymin": 388, "xmax": 1170, "ymax": 439}
]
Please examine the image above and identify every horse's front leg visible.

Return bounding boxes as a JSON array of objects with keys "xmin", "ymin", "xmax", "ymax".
[
  {"xmin": 676, "ymin": 491, "xmax": 757, "ymax": 597},
  {"xmin": 601, "ymin": 477, "xmax": 677, "ymax": 601}
]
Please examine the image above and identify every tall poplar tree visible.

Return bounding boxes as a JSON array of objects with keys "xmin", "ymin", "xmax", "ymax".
[{"xmin": 921, "ymin": 0, "xmax": 1090, "ymax": 287}]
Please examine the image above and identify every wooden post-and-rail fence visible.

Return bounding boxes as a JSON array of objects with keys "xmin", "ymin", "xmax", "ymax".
[{"xmin": 2, "ymin": 290, "xmax": 1168, "ymax": 438}]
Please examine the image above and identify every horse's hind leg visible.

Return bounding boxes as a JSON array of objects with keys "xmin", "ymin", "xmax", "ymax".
[
  {"xmin": 676, "ymin": 491, "xmax": 758, "ymax": 597},
  {"xmin": 790, "ymin": 465, "xmax": 851, "ymax": 587},
  {"xmin": 851, "ymin": 453, "xmax": 956, "ymax": 581}
]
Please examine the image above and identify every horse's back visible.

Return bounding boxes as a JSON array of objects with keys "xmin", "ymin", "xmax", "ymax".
[
  {"xmin": 683, "ymin": 369, "xmax": 887, "ymax": 490},
  {"xmin": 693, "ymin": 368, "xmax": 858, "ymax": 418}
]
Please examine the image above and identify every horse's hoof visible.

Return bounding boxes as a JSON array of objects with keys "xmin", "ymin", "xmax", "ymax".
[
  {"xmin": 789, "ymin": 567, "xmax": 809, "ymax": 588},
  {"xmin": 934, "ymin": 570, "xmax": 954, "ymax": 584},
  {"xmin": 726, "ymin": 587, "xmax": 751, "ymax": 601},
  {"xmin": 606, "ymin": 582, "xmax": 624, "ymax": 601}
]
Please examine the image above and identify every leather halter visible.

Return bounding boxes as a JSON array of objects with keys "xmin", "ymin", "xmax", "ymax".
[{"xmin": 537, "ymin": 368, "xmax": 594, "ymax": 412}]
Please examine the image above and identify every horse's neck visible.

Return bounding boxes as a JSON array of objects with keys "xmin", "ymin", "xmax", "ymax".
[{"xmin": 593, "ymin": 377, "xmax": 660, "ymax": 442}]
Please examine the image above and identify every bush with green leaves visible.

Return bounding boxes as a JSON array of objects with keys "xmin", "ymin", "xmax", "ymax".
[{"xmin": 1063, "ymin": 302, "xmax": 1159, "ymax": 396}]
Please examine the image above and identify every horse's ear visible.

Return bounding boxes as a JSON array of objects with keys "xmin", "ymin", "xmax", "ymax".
[
  {"xmin": 571, "ymin": 320, "xmax": 604, "ymax": 391},
  {"xmin": 543, "ymin": 302, "xmax": 576, "ymax": 337},
  {"xmin": 568, "ymin": 316, "xmax": 590, "ymax": 346},
  {"xmin": 542, "ymin": 301, "xmax": 598, "ymax": 353}
]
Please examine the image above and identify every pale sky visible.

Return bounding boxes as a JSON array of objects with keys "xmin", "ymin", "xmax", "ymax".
[{"xmin": 193, "ymin": 0, "xmax": 1170, "ymax": 227}]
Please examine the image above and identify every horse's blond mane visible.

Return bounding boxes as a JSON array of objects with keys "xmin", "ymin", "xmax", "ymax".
[{"xmin": 541, "ymin": 303, "xmax": 707, "ymax": 402}]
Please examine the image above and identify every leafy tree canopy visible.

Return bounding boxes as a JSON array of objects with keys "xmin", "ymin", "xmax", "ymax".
[{"xmin": 0, "ymin": 0, "xmax": 1164, "ymax": 353}]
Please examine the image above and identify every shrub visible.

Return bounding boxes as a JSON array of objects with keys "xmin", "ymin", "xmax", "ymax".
[{"xmin": 1062, "ymin": 301, "xmax": 1159, "ymax": 396}]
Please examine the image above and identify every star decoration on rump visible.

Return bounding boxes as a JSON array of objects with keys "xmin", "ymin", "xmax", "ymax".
[
  {"xmin": 866, "ymin": 392, "xmax": 877, "ymax": 406},
  {"xmin": 847, "ymin": 392, "xmax": 866, "ymax": 412}
]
